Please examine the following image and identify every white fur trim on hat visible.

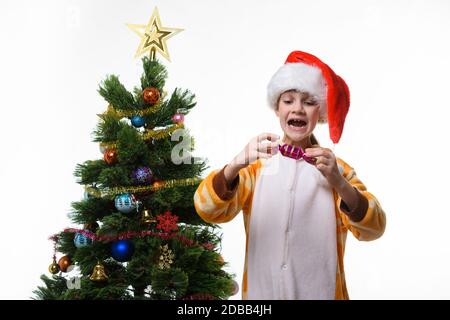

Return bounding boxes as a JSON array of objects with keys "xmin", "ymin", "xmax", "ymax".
[{"xmin": 267, "ymin": 63, "xmax": 327, "ymax": 118}]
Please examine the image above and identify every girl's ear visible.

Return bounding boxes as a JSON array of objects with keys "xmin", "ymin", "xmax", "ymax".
[{"xmin": 275, "ymin": 109, "xmax": 279, "ymax": 117}]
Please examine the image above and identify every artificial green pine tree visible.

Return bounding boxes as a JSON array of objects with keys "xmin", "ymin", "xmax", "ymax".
[{"xmin": 34, "ymin": 56, "xmax": 235, "ymax": 300}]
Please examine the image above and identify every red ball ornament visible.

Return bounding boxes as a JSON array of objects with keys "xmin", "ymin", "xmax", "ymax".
[
  {"xmin": 172, "ymin": 113, "xmax": 184, "ymax": 124},
  {"xmin": 58, "ymin": 255, "xmax": 72, "ymax": 273},
  {"xmin": 103, "ymin": 148, "xmax": 117, "ymax": 165},
  {"xmin": 152, "ymin": 180, "xmax": 164, "ymax": 190},
  {"xmin": 143, "ymin": 87, "xmax": 160, "ymax": 105}
]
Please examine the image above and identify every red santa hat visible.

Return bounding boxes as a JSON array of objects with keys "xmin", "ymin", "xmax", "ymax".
[{"xmin": 267, "ymin": 51, "xmax": 350, "ymax": 144}]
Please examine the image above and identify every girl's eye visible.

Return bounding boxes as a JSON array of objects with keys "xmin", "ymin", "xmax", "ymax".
[
  {"xmin": 283, "ymin": 100, "xmax": 293, "ymax": 104},
  {"xmin": 305, "ymin": 100, "xmax": 318, "ymax": 106}
]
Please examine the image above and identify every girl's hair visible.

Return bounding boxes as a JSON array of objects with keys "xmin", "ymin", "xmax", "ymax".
[{"xmin": 310, "ymin": 133, "xmax": 319, "ymax": 146}]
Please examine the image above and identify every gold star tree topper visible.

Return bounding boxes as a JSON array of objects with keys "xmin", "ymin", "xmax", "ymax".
[{"xmin": 127, "ymin": 7, "xmax": 183, "ymax": 62}]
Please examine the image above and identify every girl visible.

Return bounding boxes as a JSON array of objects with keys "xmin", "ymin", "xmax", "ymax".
[{"xmin": 194, "ymin": 51, "xmax": 386, "ymax": 300}]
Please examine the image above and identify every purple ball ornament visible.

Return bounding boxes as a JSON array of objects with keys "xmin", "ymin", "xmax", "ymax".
[
  {"xmin": 171, "ymin": 113, "xmax": 184, "ymax": 124},
  {"xmin": 131, "ymin": 166, "xmax": 154, "ymax": 185}
]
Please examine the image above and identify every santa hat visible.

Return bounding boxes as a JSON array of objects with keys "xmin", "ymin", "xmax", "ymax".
[{"xmin": 267, "ymin": 51, "xmax": 350, "ymax": 144}]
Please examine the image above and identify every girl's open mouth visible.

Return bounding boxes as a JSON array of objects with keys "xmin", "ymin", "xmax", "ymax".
[{"xmin": 287, "ymin": 119, "xmax": 307, "ymax": 131}]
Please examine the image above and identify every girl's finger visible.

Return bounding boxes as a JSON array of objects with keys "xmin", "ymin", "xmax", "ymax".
[
  {"xmin": 304, "ymin": 148, "xmax": 331, "ymax": 158},
  {"xmin": 315, "ymin": 155, "xmax": 331, "ymax": 165},
  {"xmin": 257, "ymin": 132, "xmax": 280, "ymax": 143},
  {"xmin": 304, "ymin": 147, "xmax": 320, "ymax": 157},
  {"xmin": 316, "ymin": 163, "xmax": 327, "ymax": 172},
  {"xmin": 257, "ymin": 142, "xmax": 279, "ymax": 154},
  {"xmin": 316, "ymin": 156, "xmax": 326, "ymax": 165}
]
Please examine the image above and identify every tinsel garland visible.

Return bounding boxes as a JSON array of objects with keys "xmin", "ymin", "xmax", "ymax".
[
  {"xmin": 99, "ymin": 123, "xmax": 185, "ymax": 151},
  {"xmin": 53, "ymin": 228, "xmax": 215, "ymax": 251},
  {"xmin": 101, "ymin": 92, "xmax": 167, "ymax": 118},
  {"xmin": 142, "ymin": 123, "xmax": 184, "ymax": 141},
  {"xmin": 85, "ymin": 177, "xmax": 201, "ymax": 198},
  {"xmin": 111, "ymin": 101, "xmax": 163, "ymax": 117}
]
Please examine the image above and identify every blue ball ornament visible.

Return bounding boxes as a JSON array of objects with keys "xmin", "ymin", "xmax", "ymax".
[
  {"xmin": 131, "ymin": 115, "xmax": 145, "ymax": 128},
  {"xmin": 131, "ymin": 166, "xmax": 154, "ymax": 185},
  {"xmin": 84, "ymin": 191, "xmax": 93, "ymax": 200},
  {"xmin": 74, "ymin": 233, "xmax": 93, "ymax": 248},
  {"xmin": 115, "ymin": 193, "xmax": 137, "ymax": 213},
  {"xmin": 111, "ymin": 239, "xmax": 134, "ymax": 262}
]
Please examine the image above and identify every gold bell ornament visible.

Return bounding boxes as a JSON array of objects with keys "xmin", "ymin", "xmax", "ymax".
[
  {"xmin": 141, "ymin": 209, "xmax": 157, "ymax": 225},
  {"xmin": 89, "ymin": 262, "xmax": 108, "ymax": 282}
]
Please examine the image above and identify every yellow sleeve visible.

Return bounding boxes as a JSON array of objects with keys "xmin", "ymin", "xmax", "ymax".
[
  {"xmin": 336, "ymin": 158, "xmax": 386, "ymax": 241},
  {"xmin": 194, "ymin": 160, "xmax": 262, "ymax": 224}
]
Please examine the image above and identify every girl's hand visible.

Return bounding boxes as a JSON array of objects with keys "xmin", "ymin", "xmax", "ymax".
[
  {"xmin": 232, "ymin": 132, "xmax": 280, "ymax": 169},
  {"xmin": 304, "ymin": 147, "xmax": 345, "ymax": 188},
  {"xmin": 224, "ymin": 133, "xmax": 279, "ymax": 184},
  {"xmin": 304, "ymin": 146, "xmax": 364, "ymax": 216}
]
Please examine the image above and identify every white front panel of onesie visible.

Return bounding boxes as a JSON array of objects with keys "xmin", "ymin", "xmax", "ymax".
[{"xmin": 246, "ymin": 153, "xmax": 337, "ymax": 300}]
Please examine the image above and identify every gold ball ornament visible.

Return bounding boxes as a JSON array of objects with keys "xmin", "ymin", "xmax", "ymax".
[
  {"xmin": 217, "ymin": 255, "xmax": 225, "ymax": 265},
  {"xmin": 143, "ymin": 87, "xmax": 160, "ymax": 105},
  {"xmin": 58, "ymin": 255, "xmax": 72, "ymax": 273},
  {"xmin": 48, "ymin": 259, "xmax": 60, "ymax": 274}
]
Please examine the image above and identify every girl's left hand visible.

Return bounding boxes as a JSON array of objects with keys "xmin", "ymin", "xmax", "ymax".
[{"xmin": 304, "ymin": 147, "xmax": 345, "ymax": 188}]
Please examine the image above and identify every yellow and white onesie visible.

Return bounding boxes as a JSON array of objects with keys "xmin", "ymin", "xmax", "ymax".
[{"xmin": 194, "ymin": 151, "xmax": 386, "ymax": 300}]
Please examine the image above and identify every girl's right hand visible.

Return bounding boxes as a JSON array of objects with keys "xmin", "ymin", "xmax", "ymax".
[
  {"xmin": 224, "ymin": 133, "xmax": 280, "ymax": 184},
  {"xmin": 233, "ymin": 132, "xmax": 280, "ymax": 168}
]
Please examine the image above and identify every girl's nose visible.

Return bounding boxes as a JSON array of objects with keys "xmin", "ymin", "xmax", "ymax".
[{"xmin": 292, "ymin": 101, "xmax": 306, "ymax": 113}]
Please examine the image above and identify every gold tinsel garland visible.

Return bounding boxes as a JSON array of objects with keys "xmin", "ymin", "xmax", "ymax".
[
  {"xmin": 100, "ymin": 92, "xmax": 167, "ymax": 118},
  {"xmin": 142, "ymin": 123, "xmax": 184, "ymax": 140},
  {"xmin": 85, "ymin": 177, "xmax": 201, "ymax": 198},
  {"xmin": 99, "ymin": 124, "xmax": 185, "ymax": 151}
]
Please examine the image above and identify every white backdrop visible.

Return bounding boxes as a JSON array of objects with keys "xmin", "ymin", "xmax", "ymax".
[{"xmin": 1, "ymin": 0, "xmax": 450, "ymax": 299}]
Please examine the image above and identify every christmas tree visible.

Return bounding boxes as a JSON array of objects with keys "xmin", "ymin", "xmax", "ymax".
[{"xmin": 34, "ymin": 8, "xmax": 236, "ymax": 300}]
